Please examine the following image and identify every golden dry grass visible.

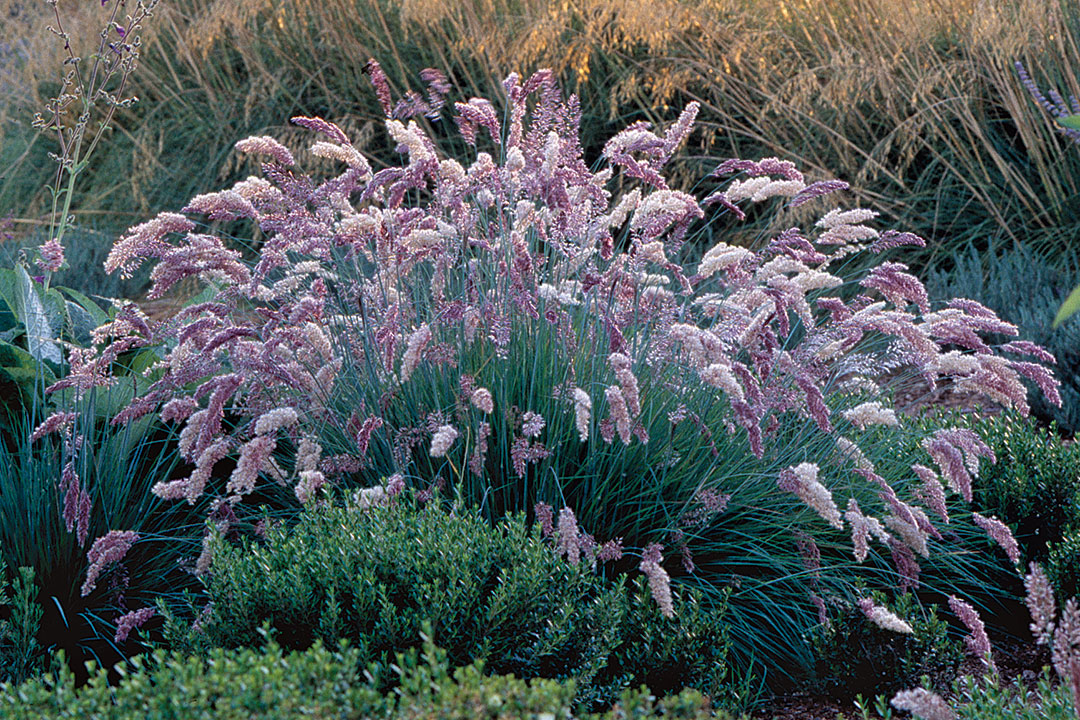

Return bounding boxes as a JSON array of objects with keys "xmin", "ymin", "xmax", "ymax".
[{"xmin": 3, "ymin": 0, "xmax": 1079, "ymax": 265}]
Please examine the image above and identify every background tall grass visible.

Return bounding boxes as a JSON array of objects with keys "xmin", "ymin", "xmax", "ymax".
[{"xmin": 3, "ymin": 0, "xmax": 1080, "ymax": 279}]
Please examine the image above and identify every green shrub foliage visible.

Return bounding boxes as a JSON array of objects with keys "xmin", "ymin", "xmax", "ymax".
[
  {"xmin": 968, "ymin": 414, "xmax": 1080, "ymax": 558},
  {"xmin": 890, "ymin": 672, "xmax": 1079, "ymax": 720},
  {"xmin": 812, "ymin": 591, "xmax": 961, "ymax": 700},
  {"xmin": 931, "ymin": 411, "xmax": 1080, "ymax": 601},
  {"xmin": 1046, "ymin": 527, "xmax": 1080, "ymax": 601},
  {"xmin": 167, "ymin": 497, "xmax": 732, "ymax": 710},
  {"xmin": 950, "ymin": 674, "xmax": 1079, "ymax": 720},
  {"xmin": 0, "ymin": 629, "xmax": 726, "ymax": 720},
  {"xmin": 0, "ymin": 567, "xmax": 43, "ymax": 685}
]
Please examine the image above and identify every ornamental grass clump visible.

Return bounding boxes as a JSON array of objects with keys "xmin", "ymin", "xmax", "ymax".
[
  {"xmin": 2, "ymin": 392, "xmax": 209, "ymax": 686},
  {"xmin": 48, "ymin": 66, "xmax": 1061, "ymax": 681}
]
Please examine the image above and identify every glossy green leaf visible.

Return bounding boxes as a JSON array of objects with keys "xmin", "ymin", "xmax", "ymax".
[
  {"xmin": 0, "ymin": 341, "xmax": 55, "ymax": 380},
  {"xmin": 1059, "ymin": 114, "xmax": 1080, "ymax": 130},
  {"xmin": 0, "ymin": 340, "xmax": 57, "ymax": 412},
  {"xmin": 43, "ymin": 288, "xmax": 67, "ymax": 337},
  {"xmin": 0, "ymin": 268, "xmax": 19, "ymax": 332},
  {"xmin": 1053, "ymin": 282, "xmax": 1080, "ymax": 329},
  {"xmin": 55, "ymin": 286, "xmax": 108, "ymax": 327}
]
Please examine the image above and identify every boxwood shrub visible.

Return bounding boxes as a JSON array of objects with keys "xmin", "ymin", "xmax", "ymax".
[
  {"xmin": 163, "ymin": 495, "xmax": 734, "ymax": 711},
  {"xmin": 0, "ymin": 629, "xmax": 728, "ymax": 720}
]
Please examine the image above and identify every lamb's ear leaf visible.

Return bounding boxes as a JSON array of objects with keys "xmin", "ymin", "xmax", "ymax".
[
  {"xmin": 1053, "ymin": 282, "xmax": 1080, "ymax": 329},
  {"xmin": 1058, "ymin": 114, "xmax": 1080, "ymax": 130},
  {"xmin": 15, "ymin": 265, "xmax": 62, "ymax": 365}
]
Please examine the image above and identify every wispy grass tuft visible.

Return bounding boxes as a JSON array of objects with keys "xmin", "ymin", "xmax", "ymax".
[{"xmin": 0, "ymin": 386, "xmax": 204, "ymax": 684}]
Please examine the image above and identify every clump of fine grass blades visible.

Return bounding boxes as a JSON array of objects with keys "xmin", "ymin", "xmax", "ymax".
[
  {"xmin": 2, "ymin": 392, "xmax": 205, "ymax": 685},
  {"xmin": 3, "ymin": 0, "xmax": 1079, "ymax": 270},
  {"xmin": 0, "ymin": 0, "xmax": 212, "ymax": 686},
  {"xmin": 54, "ymin": 68, "xmax": 1060, "ymax": 687}
]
